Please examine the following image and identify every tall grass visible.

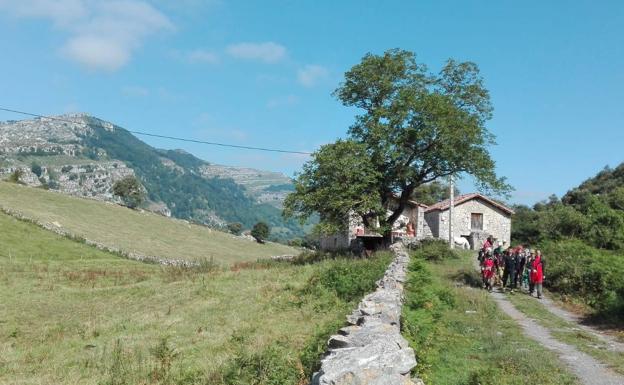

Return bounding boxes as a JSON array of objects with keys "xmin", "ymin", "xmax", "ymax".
[
  {"xmin": 0, "ymin": 181, "xmax": 296, "ymax": 265},
  {"xmin": 0, "ymin": 212, "xmax": 391, "ymax": 385}
]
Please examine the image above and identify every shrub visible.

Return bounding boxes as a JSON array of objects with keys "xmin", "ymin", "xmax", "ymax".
[
  {"xmin": 541, "ymin": 240, "xmax": 624, "ymax": 316},
  {"xmin": 251, "ymin": 222, "xmax": 270, "ymax": 244},
  {"xmin": 302, "ymin": 252, "xmax": 392, "ymax": 302},
  {"xmin": 412, "ymin": 239, "xmax": 459, "ymax": 261},
  {"xmin": 112, "ymin": 175, "xmax": 146, "ymax": 209},
  {"xmin": 227, "ymin": 222, "xmax": 243, "ymax": 235}
]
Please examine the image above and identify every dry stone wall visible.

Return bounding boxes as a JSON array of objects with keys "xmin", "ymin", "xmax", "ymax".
[{"xmin": 311, "ymin": 243, "xmax": 423, "ymax": 385}]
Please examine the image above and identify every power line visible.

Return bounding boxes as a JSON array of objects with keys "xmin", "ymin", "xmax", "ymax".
[{"xmin": 0, "ymin": 107, "xmax": 312, "ymax": 155}]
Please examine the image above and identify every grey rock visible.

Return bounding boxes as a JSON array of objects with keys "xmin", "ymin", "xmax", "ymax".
[{"xmin": 312, "ymin": 242, "xmax": 422, "ymax": 385}]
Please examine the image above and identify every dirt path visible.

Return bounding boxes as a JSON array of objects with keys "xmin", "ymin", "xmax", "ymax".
[
  {"xmin": 470, "ymin": 257, "xmax": 623, "ymax": 384},
  {"xmin": 488, "ymin": 289, "xmax": 624, "ymax": 385},
  {"xmin": 540, "ymin": 295, "xmax": 624, "ymax": 353}
]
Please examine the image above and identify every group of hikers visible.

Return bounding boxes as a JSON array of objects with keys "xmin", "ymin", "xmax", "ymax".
[{"xmin": 478, "ymin": 236, "xmax": 545, "ymax": 299}]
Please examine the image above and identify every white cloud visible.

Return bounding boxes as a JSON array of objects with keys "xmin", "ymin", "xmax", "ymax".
[
  {"xmin": 0, "ymin": 0, "xmax": 88, "ymax": 26},
  {"xmin": 297, "ymin": 64, "xmax": 329, "ymax": 87},
  {"xmin": 187, "ymin": 49, "xmax": 219, "ymax": 64},
  {"xmin": 226, "ymin": 42, "xmax": 286, "ymax": 63},
  {"xmin": 0, "ymin": 0, "xmax": 173, "ymax": 71}
]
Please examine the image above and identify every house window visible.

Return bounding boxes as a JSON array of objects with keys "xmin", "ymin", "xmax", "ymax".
[{"xmin": 471, "ymin": 213, "xmax": 483, "ymax": 230}]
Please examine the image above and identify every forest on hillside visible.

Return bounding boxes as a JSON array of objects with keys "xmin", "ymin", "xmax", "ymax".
[
  {"xmin": 511, "ymin": 163, "xmax": 624, "ymax": 322},
  {"xmin": 81, "ymin": 118, "xmax": 308, "ymax": 241}
]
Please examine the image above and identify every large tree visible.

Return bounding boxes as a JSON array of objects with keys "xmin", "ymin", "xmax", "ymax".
[{"xmin": 284, "ymin": 49, "xmax": 510, "ymax": 235}]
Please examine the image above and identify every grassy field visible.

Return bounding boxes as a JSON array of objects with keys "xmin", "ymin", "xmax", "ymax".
[
  {"xmin": 0, "ymin": 211, "xmax": 392, "ymax": 384},
  {"xmin": 0, "ymin": 182, "xmax": 296, "ymax": 265},
  {"xmin": 401, "ymin": 245, "xmax": 580, "ymax": 385}
]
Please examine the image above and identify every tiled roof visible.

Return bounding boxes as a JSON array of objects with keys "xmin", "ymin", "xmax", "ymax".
[{"xmin": 424, "ymin": 193, "xmax": 514, "ymax": 214}]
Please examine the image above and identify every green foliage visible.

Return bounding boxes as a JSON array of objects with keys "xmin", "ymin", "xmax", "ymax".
[
  {"xmin": 511, "ymin": 164, "xmax": 624, "ymax": 317},
  {"xmin": 513, "ymin": 163, "xmax": 624, "ymax": 251},
  {"xmin": 412, "ymin": 239, "xmax": 459, "ymax": 261},
  {"xmin": 251, "ymin": 222, "xmax": 270, "ymax": 243},
  {"xmin": 30, "ymin": 162, "xmax": 42, "ymax": 177},
  {"xmin": 299, "ymin": 319, "xmax": 345, "ymax": 378},
  {"xmin": 283, "ymin": 140, "xmax": 383, "ymax": 232},
  {"xmin": 285, "ymin": 49, "xmax": 510, "ymax": 233},
  {"xmin": 112, "ymin": 175, "xmax": 146, "ymax": 209},
  {"xmin": 540, "ymin": 240, "xmax": 624, "ymax": 317},
  {"xmin": 410, "ymin": 180, "xmax": 460, "ymax": 206},
  {"xmin": 221, "ymin": 343, "xmax": 302, "ymax": 385},
  {"xmin": 227, "ymin": 222, "xmax": 243, "ymax": 235},
  {"xmin": 510, "ymin": 204, "xmax": 541, "ymax": 245},
  {"xmin": 563, "ymin": 164, "xmax": 624, "ymax": 202},
  {"xmin": 301, "ymin": 252, "xmax": 392, "ymax": 302}
]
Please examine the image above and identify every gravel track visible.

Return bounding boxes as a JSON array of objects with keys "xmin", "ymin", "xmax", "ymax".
[
  {"xmin": 539, "ymin": 295, "xmax": 624, "ymax": 353},
  {"xmin": 472, "ymin": 257, "xmax": 623, "ymax": 384}
]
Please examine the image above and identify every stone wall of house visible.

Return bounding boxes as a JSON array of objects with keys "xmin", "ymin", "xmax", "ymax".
[
  {"xmin": 311, "ymin": 242, "xmax": 422, "ymax": 385},
  {"xmin": 433, "ymin": 200, "xmax": 511, "ymax": 246},
  {"xmin": 424, "ymin": 210, "xmax": 440, "ymax": 238},
  {"xmin": 319, "ymin": 231, "xmax": 352, "ymax": 251},
  {"xmin": 415, "ymin": 206, "xmax": 433, "ymax": 239}
]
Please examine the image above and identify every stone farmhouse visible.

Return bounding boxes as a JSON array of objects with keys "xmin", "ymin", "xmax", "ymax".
[{"xmin": 320, "ymin": 193, "xmax": 514, "ymax": 251}]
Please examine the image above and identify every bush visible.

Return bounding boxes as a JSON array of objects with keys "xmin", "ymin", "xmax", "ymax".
[
  {"xmin": 541, "ymin": 240, "xmax": 624, "ymax": 316},
  {"xmin": 302, "ymin": 252, "xmax": 392, "ymax": 302},
  {"xmin": 227, "ymin": 222, "xmax": 243, "ymax": 235},
  {"xmin": 112, "ymin": 175, "xmax": 146, "ymax": 209},
  {"xmin": 251, "ymin": 222, "xmax": 270, "ymax": 244},
  {"xmin": 412, "ymin": 239, "xmax": 459, "ymax": 261}
]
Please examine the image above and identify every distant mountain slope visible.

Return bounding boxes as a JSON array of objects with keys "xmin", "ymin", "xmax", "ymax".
[
  {"xmin": 0, "ymin": 182, "xmax": 297, "ymax": 264},
  {"xmin": 0, "ymin": 114, "xmax": 306, "ymax": 239}
]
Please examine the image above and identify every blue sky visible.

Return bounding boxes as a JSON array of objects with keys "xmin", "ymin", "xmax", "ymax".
[{"xmin": 0, "ymin": 0, "xmax": 622, "ymax": 205}]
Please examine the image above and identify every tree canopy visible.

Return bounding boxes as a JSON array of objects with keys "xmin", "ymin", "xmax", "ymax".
[
  {"xmin": 112, "ymin": 175, "xmax": 146, "ymax": 209},
  {"xmin": 251, "ymin": 222, "xmax": 270, "ymax": 244},
  {"xmin": 284, "ymin": 49, "xmax": 510, "ymax": 234}
]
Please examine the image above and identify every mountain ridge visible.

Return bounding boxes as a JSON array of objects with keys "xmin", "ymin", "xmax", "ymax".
[{"xmin": 0, "ymin": 114, "xmax": 306, "ymax": 240}]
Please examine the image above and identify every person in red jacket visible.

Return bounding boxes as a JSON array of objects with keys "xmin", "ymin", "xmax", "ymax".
[
  {"xmin": 530, "ymin": 250, "xmax": 546, "ymax": 299},
  {"xmin": 482, "ymin": 254, "xmax": 495, "ymax": 292},
  {"xmin": 482, "ymin": 236, "xmax": 493, "ymax": 251}
]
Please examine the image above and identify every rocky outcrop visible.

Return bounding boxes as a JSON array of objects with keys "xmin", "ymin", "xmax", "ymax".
[
  {"xmin": 198, "ymin": 164, "xmax": 293, "ymax": 208},
  {"xmin": 311, "ymin": 243, "xmax": 422, "ymax": 385}
]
